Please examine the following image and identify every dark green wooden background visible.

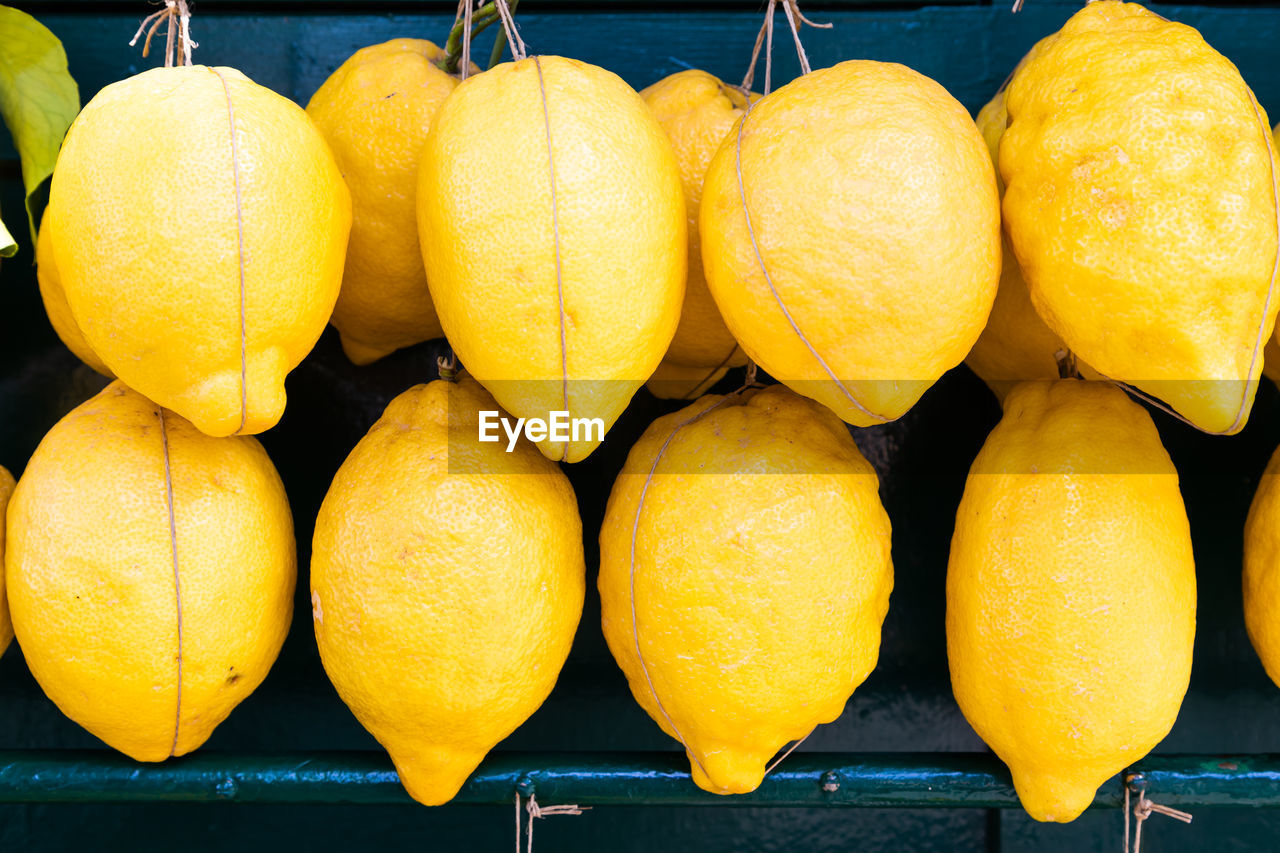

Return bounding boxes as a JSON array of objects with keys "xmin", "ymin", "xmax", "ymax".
[{"xmin": 2, "ymin": 1, "xmax": 1280, "ymax": 850}]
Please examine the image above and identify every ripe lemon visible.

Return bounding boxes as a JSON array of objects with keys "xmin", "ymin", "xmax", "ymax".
[
  {"xmin": 311, "ymin": 376, "xmax": 584, "ymax": 805},
  {"xmin": 417, "ymin": 56, "xmax": 686, "ymax": 463},
  {"xmin": 700, "ymin": 60, "xmax": 1000, "ymax": 426},
  {"xmin": 640, "ymin": 69, "xmax": 749, "ymax": 372},
  {"xmin": 599, "ymin": 384, "xmax": 893, "ymax": 794},
  {"xmin": 0, "ymin": 466, "xmax": 14, "ymax": 657},
  {"xmin": 35, "ymin": 207, "xmax": 112, "ymax": 377},
  {"xmin": 948, "ymin": 380, "xmax": 1195, "ymax": 822},
  {"xmin": 1271, "ymin": 121, "xmax": 1280, "ymax": 389},
  {"xmin": 48, "ymin": 65, "xmax": 351, "ymax": 437},
  {"xmin": 964, "ymin": 89, "xmax": 1098, "ymax": 401},
  {"xmin": 307, "ymin": 39, "xmax": 463, "ymax": 365},
  {"xmin": 1000, "ymin": 1, "xmax": 1280, "ymax": 434},
  {"xmin": 6, "ymin": 381, "xmax": 295, "ymax": 760},
  {"xmin": 645, "ymin": 360, "xmax": 729, "ymax": 401},
  {"xmin": 1243, "ymin": 443, "xmax": 1280, "ymax": 688}
]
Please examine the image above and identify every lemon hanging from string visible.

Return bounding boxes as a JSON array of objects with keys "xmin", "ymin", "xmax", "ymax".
[
  {"xmin": 417, "ymin": 54, "xmax": 686, "ymax": 463},
  {"xmin": 948, "ymin": 379, "xmax": 1195, "ymax": 822},
  {"xmin": 700, "ymin": 59, "xmax": 1000, "ymax": 426},
  {"xmin": 312, "ymin": 376, "xmax": 585, "ymax": 805},
  {"xmin": 6, "ymin": 381, "xmax": 295, "ymax": 760},
  {"xmin": 599, "ymin": 384, "xmax": 893, "ymax": 794},
  {"xmin": 49, "ymin": 61, "xmax": 351, "ymax": 436},
  {"xmin": 999, "ymin": 1, "xmax": 1280, "ymax": 434},
  {"xmin": 307, "ymin": 39, "xmax": 475, "ymax": 365}
]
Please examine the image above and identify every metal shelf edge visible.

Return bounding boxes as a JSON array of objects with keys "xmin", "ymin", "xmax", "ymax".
[{"xmin": 0, "ymin": 752, "xmax": 1277, "ymax": 808}]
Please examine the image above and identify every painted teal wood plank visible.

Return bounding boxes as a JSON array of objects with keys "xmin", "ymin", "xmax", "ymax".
[{"xmin": 2, "ymin": 4, "xmax": 1275, "ymax": 126}]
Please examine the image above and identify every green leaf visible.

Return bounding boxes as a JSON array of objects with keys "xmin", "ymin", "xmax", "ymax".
[
  {"xmin": 0, "ymin": 210, "xmax": 15, "ymax": 258},
  {"xmin": 0, "ymin": 5, "xmax": 79, "ymax": 246}
]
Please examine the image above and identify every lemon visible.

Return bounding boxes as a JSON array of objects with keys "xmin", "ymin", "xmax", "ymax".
[
  {"xmin": 1244, "ymin": 442, "xmax": 1280, "ymax": 689},
  {"xmin": 0, "ymin": 466, "xmax": 14, "ymax": 657},
  {"xmin": 35, "ymin": 207, "xmax": 112, "ymax": 376},
  {"xmin": 6, "ymin": 381, "xmax": 295, "ymax": 760},
  {"xmin": 307, "ymin": 39, "xmax": 462, "ymax": 365},
  {"xmin": 599, "ymin": 384, "xmax": 893, "ymax": 794},
  {"xmin": 49, "ymin": 65, "xmax": 351, "ymax": 437},
  {"xmin": 700, "ymin": 60, "xmax": 1000, "ymax": 426},
  {"xmin": 948, "ymin": 379, "xmax": 1195, "ymax": 822},
  {"xmin": 1000, "ymin": 1, "xmax": 1280, "ymax": 434},
  {"xmin": 417, "ymin": 56, "xmax": 686, "ymax": 463},
  {"xmin": 964, "ymin": 89, "xmax": 1098, "ymax": 401},
  {"xmin": 641, "ymin": 69, "xmax": 749, "ymax": 372},
  {"xmin": 311, "ymin": 376, "xmax": 584, "ymax": 805},
  {"xmin": 1271, "ymin": 121, "xmax": 1280, "ymax": 389}
]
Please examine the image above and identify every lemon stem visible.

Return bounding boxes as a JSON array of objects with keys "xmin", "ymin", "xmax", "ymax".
[{"xmin": 442, "ymin": 4, "xmax": 502, "ymax": 74}]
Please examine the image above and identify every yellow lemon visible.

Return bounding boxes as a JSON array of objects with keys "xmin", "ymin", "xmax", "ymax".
[
  {"xmin": 645, "ymin": 360, "xmax": 729, "ymax": 401},
  {"xmin": 1271, "ymin": 121, "xmax": 1280, "ymax": 388},
  {"xmin": 599, "ymin": 384, "xmax": 893, "ymax": 794},
  {"xmin": 1000, "ymin": 1, "xmax": 1280, "ymax": 434},
  {"xmin": 0, "ymin": 466, "xmax": 14, "ymax": 656},
  {"xmin": 49, "ymin": 65, "xmax": 351, "ymax": 437},
  {"xmin": 700, "ymin": 60, "xmax": 1000, "ymax": 426},
  {"xmin": 6, "ymin": 381, "xmax": 295, "ymax": 760},
  {"xmin": 417, "ymin": 56, "xmax": 686, "ymax": 463},
  {"xmin": 948, "ymin": 380, "xmax": 1195, "ymax": 822},
  {"xmin": 964, "ymin": 89, "xmax": 1099, "ymax": 401},
  {"xmin": 1243, "ymin": 443, "xmax": 1280, "ymax": 688},
  {"xmin": 311, "ymin": 376, "xmax": 584, "ymax": 805},
  {"xmin": 640, "ymin": 69, "xmax": 749, "ymax": 371},
  {"xmin": 35, "ymin": 207, "xmax": 112, "ymax": 377},
  {"xmin": 307, "ymin": 39, "xmax": 462, "ymax": 365}
]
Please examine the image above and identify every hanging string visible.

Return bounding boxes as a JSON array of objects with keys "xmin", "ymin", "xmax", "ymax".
[
  {"xmin": 514, "ymin": 791, "xmax": 587, "ymax": 853},
  {"xmin": 460, "ymin": 0, "xmax": 474, "ymax": 80},
  {"xmin": 740, "ymin": 0, "xmax": 776, "ymax": 94},
  {"xmin": 130, "ymin": 0, "xmax": 196, "ymax": 67},
  {"xmin": 741, "ymin": 0, "xmax": 831, "ymax": 95},
  {"xmin": 1123, "ymin": 775, "xmax": 1193, "ymax": 853},
  {"xmin": 763, "ymin": 732, "xmax": 810, "ymax": 777},
  {"xmin": 780, "ymin": 0, "xmax": 829, "ymax": 76},
  {"xmin": 494, "ymin": 0, "xmax": 528, "ymax": 61}
]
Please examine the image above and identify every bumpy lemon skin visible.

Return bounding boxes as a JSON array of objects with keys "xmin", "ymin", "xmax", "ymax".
[
  {"xmin": 1268, "ymin": 122, "xmax": 1280, "ymax": 388},
  {"xmin": 6, "ymin": 381, "xmax": 295, "ymax": 761},
  {"xmin": 417, "ymin": 56, "xmax": 686, "ymax": 463},
  {"xmin": 947, "ymin": 380, "xmax": 1195, "ymax": 823},
  {"xmin": 964, "ymin": 89, "xmax": 1099, "ymax": 401},
  {"xmin": 999, "ymin": 1, "xmax": 1280, "ymax": 434},
  {"xmin": 599, "ymin": 384, "xmax": 893, "ymax": 795},
  {"xmin": 0, "ymin": 466, "xmax": 15, "ymax": 656},
  {"xmin": 307, "ymin": 39, "xmax": 460, "ymax": 365},
  {"xmin": 1243, "ymin": 442, "xmax": 1280, "ymax": 689},
  {"xmin": 311, "ymin": 376, "xmax": 585, "ymax": 806},
  {"xmin": 640, "ymin": 69, "xmax": 750, "ymax": 371},
  {"xmin": 35, "ymin": 207, "xmax": 112, "ymax": 377},
  {"xmin": 49, "ymin": 65, "xmax": 351, "ymax": 437},
  {"xmin": 700, "ymin": 60, "xmax": 1000, "ymax": 427}
]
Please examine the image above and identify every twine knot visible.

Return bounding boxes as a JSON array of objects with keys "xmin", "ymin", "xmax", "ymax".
[
  {"xmin": 130, "ymin": 0, "xmax": 196, "ymax": 68},
  {"xmin": 515, "ymin": 792, "xmax": 589, "ymax": 853},
  {"xmin": 1124, "ymin": 774, "xmax": 1193, "ymax": 853}
]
